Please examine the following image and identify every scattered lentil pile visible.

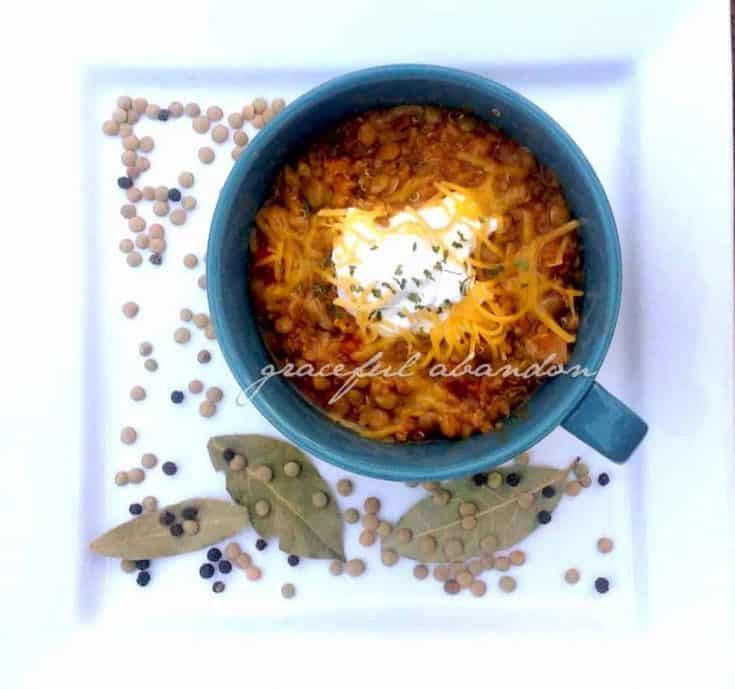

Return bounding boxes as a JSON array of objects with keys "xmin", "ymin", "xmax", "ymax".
[{"xmin": 100, "ymin": 94, "xmax": 617, "ymax": 602}]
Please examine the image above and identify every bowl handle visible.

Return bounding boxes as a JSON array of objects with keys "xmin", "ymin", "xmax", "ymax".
[{"xmin": 561, "ymin": 382, "xmax": 647, "ymax": 463}]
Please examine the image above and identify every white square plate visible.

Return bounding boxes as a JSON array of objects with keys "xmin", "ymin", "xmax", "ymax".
[{"xmin": 4, "ymin": 1, "xmax": 733, "ymax": 687}]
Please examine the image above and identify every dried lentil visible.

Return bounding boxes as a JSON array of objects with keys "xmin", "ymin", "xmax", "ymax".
[
  {"xmin": 283, "ymin": 461, "xmax": 301, "ymax": 478},
  {"xmin": 141, "ymin": 453, "xmax": 157, "ymax": 469},
  {"xmin": 377, "ymin": 521, "xmax": 392, "ymax": 538},
  {"xmin": 254, "ymin": 499, "xmax": 271, "ymax": 517},
  {"xmin": 236, "ymin": 552, "xmax": 252, "ymax": 569},
  {"xmin": 199, "ymin": 401, "xmax": 216, "ymax": 417},
  {"xmin": 130, "ymin": 386, "xmax": 146, "ymax": 401},
  {"xmin": 170, "ymin": 209, "xmax": 186, "ymax": 225},
  {"xmin": 494, "ymin": 556, "xmax": 510, "ymax": 572},
  {"xmin": 144, "ymin": 358, "xmax": 158, "ymax": 371},
  {"xmin": 444, "ymin": 580, "xmax": 460, "ymax": 595},
  {"xmin": 359, "ymin": 530, "xmax": 376, "ymax": 546},
  {"xmin": 499, "ymin": 576, "xmax": 517, "ymax": 593},
  {"xmin": 120, "ymin": 426, "xmax": 137, "ymax": 444},
  {"xmin": 174, "ymin": 327, "xmax": 191, "ymax": 344},
  {"xmin": 184, "ymin": 102, "xmax": 200, "ymax": 117},
  {"xmin": 362, "ymin": 514, "xmax": 379, "ymax": 531},
  {"xmin": 564, "ymin": 568, "xmax": 581, "ymax": 584},
  {"xmin": 281, "ymin": 583, "xmax": 296, "ymax": 599},
  {"xmin": 205, "ymin": 386, "xmax": 223, "ymax": 402},
  {"xmin": 433, "ymin": 565, "xmax": 450, "ymax": 582},
  {"xmin": 182, "ymin": 196, "xmax": 196, "ymax": 210},
  {"xmin": 413, "ymin": 564, "xmax": 429, "ymax": 580},
  {"xmin": 153, "ymin": 201, "xmax": 169, "ymax": 217},
  {"xmin": 233, "ymin": 129, "xmax": 249, "ymax": 146},
  {"xmin": 470, "ymin": 580, "xmax": 487, "ymax": 597},
  {"xmin": 364, "ymin": 497, "xmax": 380, "ymax": 514},
  {"xmin": 198, "ymin": 146, "xmax": 215, "ymax": 164},
  {"xmin": 255, "ymin": 465, "xmax": 273, "ymax": 482},
  {"xmin": 246, "ymin": 566, "xmax": 262, "ymax": 581},
  {"xmin": 346, "ymin": 559, "xmax": 366, "ymax": 577},
  {"xmin": 381, "ymin": 549, "xmax": 399, "ymax": 566},
  {"xmin": 114, "ymin": 471, "xmax": 128, "ymax": 487},
  {"xmin": 329, "ymin": 560, "xmax": 344, "ymax": 576},
  {"xmin": 344, "ymin": 508, "xmax": 359, "ymax": 524},
  {"xmin": 336, "ymin": 478, "xmax": 353, "ymax": 496},
  {"xmin": 183, "ymin": 253, "xmax": 198, "ymax": 269},
  {"xmin": 597, "ymin": 537, "xmax": 614, "ymax": 554},
  {"xmin": 193, "ymin": 116, "xmax": 209, "ymax": 134},
  {"xmin": 312, "ymin": 491, "xmax": 328, "ymax": 509},
  {"xmin": 211, "ymin": 124, "xmax": 228, "ymax": 143},
  {"xmin": 128, "ymin": 216, "xmax": 145, "ymax": 233},
  {"xmin": 418, "ymin": 535, "xmax": 437, "ymax": 555}
]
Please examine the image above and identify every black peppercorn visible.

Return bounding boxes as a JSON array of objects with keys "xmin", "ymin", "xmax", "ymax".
[
  {"xmin": 136, "ymin": 571, "xmax": 151, "ymax": 587},
  {"xmin": 537, "ymin": 510, "xmax": 552, "ymax": 524},
  {"xmin": 157, "ymin": 108, "xmax": 170, "ymax": 121},
  {"xmin": 168, "ymin": 188, "xmax": 181, "ymax": 202},
  {"xmin": 598, "ymin": 473, "xmax": 610, "ymax": 486},
  {"xmin": 129, "ymin": 503, "xmax": 143, "ymax": 516},
  {"xmin": 170, "ymin": 390, "xmax": 184, "ymax": 404},
  {"xmin": 212, "ymin": 581, "xmax": 225, "ymax": 593},
  {"xmin": 541, "ymin": 486, "xmax": 556, "ymax": 498},
  {"xmin": 170, "ymin": 523, "xmax": 184, "ymax": 537},
  {"xmin": 255, "ymin": 538, "xmax": 267, "ymax": 551},
  {"xmin": 506, "ymin": 472, "xmax": 521, "ymax": 487},
  {"xmin": 149, "ymin": 253, "xmax": 163, "ymax": 266},
  {"xmin": 162, "ymin": 461, "xmax": 177, "ymax": 476},
  {"xmin": 117, "ymin": 176, "xmax": 133, "ymax": 189},
  {"xmin": 207, "ymin": 547, "xmax": 222, "ymax": 562},
  {"xmin": 181, "ymin": 506, "xmax": 198, "ymax": 520},
  {"xmin": 287, "ymin": 554, "xmax": 300, "ymax": 567},
  {"xmin": 135, "ymin": 559, "xmax": 150, "ymax": 571},
  {"xmin": 159, "ymin": 511, "xmax": 175, "ymax": 526},
  {"xmin": 218, "ymin": 560, "xmax": 232, "ymax": 574},
  {"xmin": 199, "ymin": 563, "xmax": 215, "ymax": 579},
  {"xmin": 594, "ymin": 577, "xmax": 610, "ymax": 594},
  {"xmin": 223, "ymin": 448, "xmax": 235, "ymax": 462},
  {"xmin": 472, "ymin": 473, "xmax": 487, "ymax": 486}
]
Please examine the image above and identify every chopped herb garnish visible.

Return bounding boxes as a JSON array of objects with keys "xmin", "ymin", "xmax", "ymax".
[
  {"xmin": 394, "ymin": 264, "xmax": 403, "ymax": 276},
  {"xmin": 457, "ymin": 230, "xmax": 466, "ymax": 241},
  {"xmin": 407, "ymin": 293, "xmax": 420, "ymax": 304},
  {"xmin": 381, "ymin": 281, "xmax": 396, "ymax": 293},
  {"xmin": 412, "ymin": 242, "xmax": 417, "ymax": 252},
  {"xmin": 443, "ymin": 249, "xmax": 449, "ymax": 261},
  {"xmin": 451, "ymin": 241, "xmax": 463, "ymax": 249},
  {"xmin": 399, "ymin": 278, "xmax": 407, "ymax": 290},
  {"xmin": 371, "ymin": 288, "xmax": 381, "ymax": 298},
  {"xmin": 350, "ymin": 284, "xmax": 363, "ymax": 293},
  {"xmin": 514, "ymin": 258, "xmax": 529, "ymax": 271},
  {"xmin": 423, "ymin": 269, "xmax": 435, "ymax": 281},
  {"xmin": 412, "ymin": 277, "xmax": 421, "ymax": 287},
  {"xmin": 486, "ymin": 265, "xmax": 504, "ymax": 278},
  {"xmin": 432, "ymin": 244, "xmax": 440, "ymax": 253},
  {"xmin": 349, "ymin": 265, "xmax": 356, "ymax": 276},
  {"xmin": 397, "ymin": 312, "xmax": 406, "ymax": 319},
  {"xmin": 370, "ymin": 245, "xmax": 378, "ymax": 251}
]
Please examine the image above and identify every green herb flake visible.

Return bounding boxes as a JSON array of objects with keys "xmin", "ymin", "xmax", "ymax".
[{"xmin": 407, "ymin": 293, "xmax": 421, "ymax": 304}]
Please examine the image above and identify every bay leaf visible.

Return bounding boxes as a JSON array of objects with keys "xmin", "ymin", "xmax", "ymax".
[
  {"xmin": 382, "ymin": 464, "xmax": 571, "ymax": 563},
  {"xmin": 208, "ymin": 435, "xmax": 345, "ymax": 561},
  {"xmin": 90, "ymin": 498, "xmax": 250, "ymax": 559}
]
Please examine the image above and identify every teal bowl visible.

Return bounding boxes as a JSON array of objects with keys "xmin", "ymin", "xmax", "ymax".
[{"xmin": 207, "ymin": 64, "xmax": 647, "ymax": 481}]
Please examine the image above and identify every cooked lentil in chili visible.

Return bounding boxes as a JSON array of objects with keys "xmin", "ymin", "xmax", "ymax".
[{"xmin": 250, "ymin": 105, "xmax": 583, "ymax": 442}]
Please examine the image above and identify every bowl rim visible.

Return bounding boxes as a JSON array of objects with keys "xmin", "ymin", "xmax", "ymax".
[{"xmin": 207, "ymin": 63, "xmax": 622, "ymax": 480}]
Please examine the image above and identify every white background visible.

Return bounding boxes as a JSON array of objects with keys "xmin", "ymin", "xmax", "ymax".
[{"xmin": 0, "ymin": 0, "xmax": 733, "ymax": 687}]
